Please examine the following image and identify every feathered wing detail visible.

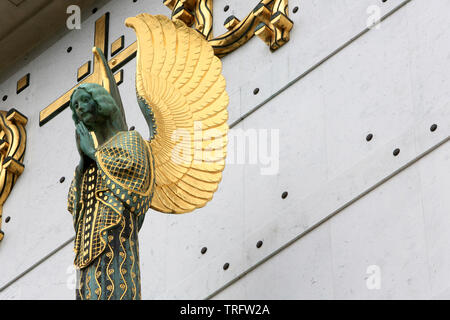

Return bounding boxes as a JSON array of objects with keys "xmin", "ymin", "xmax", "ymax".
[{"xmin": 126, "ymin": 14, "xmax": 229, "ymax": 214}]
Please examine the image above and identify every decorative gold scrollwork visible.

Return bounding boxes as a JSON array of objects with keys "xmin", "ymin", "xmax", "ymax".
[
  {"xmin": 164, "ymin": 0, "xmax": 294, "ymax": 57},
  {"xmin": 39, "ymin": 2, "xmax": 295, "ymax": 126},
  {"xmin": 0, "ymin": 109, "xmax": 28, "ymax": 241}
]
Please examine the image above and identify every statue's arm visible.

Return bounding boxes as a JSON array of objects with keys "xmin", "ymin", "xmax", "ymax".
[
  {"xmin": 73, "ymin": 159, "xmax": 84, "ymax": 207},
  {"xmin": 68, "ymin": 171, "xmax": 82, "ymax": 230},
  {"xmin": 68, "ymin": 130, "xmax": 86, "ymax": 222}
]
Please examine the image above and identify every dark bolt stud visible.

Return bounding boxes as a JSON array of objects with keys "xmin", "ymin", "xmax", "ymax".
[
  {"xmin": 201, "ymin": 247, "xmax": 207, "ymax": 255},
  {"xmin": 60, "ymin": 177, "xmax": 65, "ymax": 183},
  {"xmin": 256, "ymin": 241, "xmax": 263, "ymax": 248},
  {"xmin": 366, "ymin": 133, "xmax": 373, "ymax": 142},
  {"xmin": 223, "ymin": 263, "xmax": 230, "ymax": 270},
  {"xmin": 393, "ymin": 148, "xmax": 400, "ymax": 157},
  {"xmin": 5, "ymin": 216, "xmax": 10, "ymax": 223},
  {"xmin": 430, "ymin": 124, "xmax": 438, "ymax": 132},
  {"xmin": 282, "ymin": 191, "xmax": 288, "ymax": 199}
]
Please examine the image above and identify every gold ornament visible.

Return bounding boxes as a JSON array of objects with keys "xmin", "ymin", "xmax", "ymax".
[{"xmin": 0, "ymin": 109, "xmax": 28, "ymax": 241}]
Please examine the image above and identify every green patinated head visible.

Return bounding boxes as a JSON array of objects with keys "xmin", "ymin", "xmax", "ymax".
[{"xmin": 69, "ymin": 83, "xmax": 127, "ymax": 132}]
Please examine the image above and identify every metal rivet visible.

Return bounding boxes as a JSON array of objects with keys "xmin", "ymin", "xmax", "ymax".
[
  {"xmin": 92, "ymin": 8, "xmax": 98, "ymax": 14},
  {"xmin": 282, "ymin": 191, "xmax": 288, "ymax": 199},
  {"xmin": 60, "ymin": 177, "xmax": 65, "ymax": 183},
  {"xmin": 2, "ymin": 95, "xmax": 7, "ymax": 101},
  {"xmin": 5, "ymin": 217, "xmax": 10, "ymax": 223},
  {"xmin": 129, "ymin": 126, "xmax": 135, "ymax": 131},
  {"xmin": 67, "ymin": 47, "xmax": 73, "ymax": 53},
  {"xmin": 253, "ymin": 88, "xmax": 260, "ymax": 95},
  {"xmin": 366, "ymin": 133, "xmax": 373, "ymax": 142},
  {"xmin": 393, "ymin": 148, "xmax": 400, "ymax": 157},
  {"xmin": 201, "ymin": 247, "xmax": 207, "ymax": 255},
  {"xmin": 223, "ymin": 263, "xmax": 230, "ymax": 270},
  {"xmin": 430, "ymin": 124, "xmax": 438, "ymax": 132},
  {"xmin": 256, "ymin": 241, "xmax": 263, "ymax": 248},
  {"xmin": 293, "ymin": 6, "xmax": 299, "ymax": 13},
  {"xmin": 224, "ymin": 5, "xmax": 229, "ymax": 12}
]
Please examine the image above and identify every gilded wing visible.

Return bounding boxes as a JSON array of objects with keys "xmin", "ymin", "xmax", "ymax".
[{"xmin": 125, "ymin": 14, "xmax": 229, "ymax": 214}]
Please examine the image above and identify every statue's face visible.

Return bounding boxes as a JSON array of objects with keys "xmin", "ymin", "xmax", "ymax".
[{"xmin": 71, "ymin": 89, "xmax": 99, "ymax": 127}]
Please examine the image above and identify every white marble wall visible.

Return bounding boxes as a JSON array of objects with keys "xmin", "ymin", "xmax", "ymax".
[{"xmin": 1, "ymin": 0, "xmax": 449, "ymax": 300}]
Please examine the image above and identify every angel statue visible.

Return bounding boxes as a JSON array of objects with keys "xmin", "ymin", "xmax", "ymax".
[{"xmin": 67, "ymin": 14, "xmax": 229, "ymax": 300}]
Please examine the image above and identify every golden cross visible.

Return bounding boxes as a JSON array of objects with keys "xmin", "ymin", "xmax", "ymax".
[{"xmin": 39, "ymin": 13, "xmax": 137, "ymax": 126}]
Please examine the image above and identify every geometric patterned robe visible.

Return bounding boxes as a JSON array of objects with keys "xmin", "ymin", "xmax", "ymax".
[{"xmin": 68, "ymin": 130, "xmax": 154, "ymax": 300}]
